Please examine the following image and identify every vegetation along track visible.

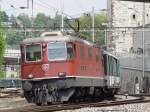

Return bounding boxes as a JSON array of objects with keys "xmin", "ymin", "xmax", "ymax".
[{"xmin": 19, "ymin": 96, "xmax": 150, "ymax": 112}]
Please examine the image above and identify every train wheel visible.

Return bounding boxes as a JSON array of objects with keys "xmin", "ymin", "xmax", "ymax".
[
  {"xmin": 36, "ymin": 102, "xmax": 42, "ymax": 106},
  {"xmin": 35, "ymin": 91, "xmax": 43, "ymax": 106},
  {"xmin": 107, "ymin": 89, "xmax": 115, "ymax": 98},
  {"xmin": 47, "ymin": 102, "xmax": 52, "ymax": 105}
]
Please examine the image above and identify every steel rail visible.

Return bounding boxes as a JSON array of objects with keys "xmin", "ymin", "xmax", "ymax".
[{"xmin": 18, "ymin": 97, "xmax": 150, "ymax": 112}]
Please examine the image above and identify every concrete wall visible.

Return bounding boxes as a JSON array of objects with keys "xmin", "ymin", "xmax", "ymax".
[
  {"xmin": 120, "ymin": 67, "xmax": 150, "ymax": 94},
  {"xmin": 117, "ymin": 55, "xmax": 150, "ymax": 94}
]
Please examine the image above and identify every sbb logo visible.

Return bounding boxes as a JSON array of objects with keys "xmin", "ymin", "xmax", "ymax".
[{"xmin": 41, "ymin": 64, "xmax": 49, "ymax": 72}]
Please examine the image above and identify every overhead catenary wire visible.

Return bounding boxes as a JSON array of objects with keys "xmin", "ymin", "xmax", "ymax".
[
  {"xmin": 34, "ymin": 0, "xmax": 73, "ymax": 19},
  {"xmin": 2, "ymin": 0, "xmax": 13, "ymax": 7}
]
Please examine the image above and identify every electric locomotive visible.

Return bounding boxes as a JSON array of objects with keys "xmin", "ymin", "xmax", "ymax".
[{"xmin": 20, "ymin": 31, "xmax": 120, "ymax": 105}]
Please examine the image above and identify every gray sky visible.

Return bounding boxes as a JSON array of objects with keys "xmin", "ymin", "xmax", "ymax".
[{"xmin": 1, "ymin": 0, "xmax": 107, "ymax": 17}]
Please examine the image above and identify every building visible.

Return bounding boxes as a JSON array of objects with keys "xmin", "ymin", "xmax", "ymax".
[
  {"xmin": 107, "ymin": 0, "xmax": 150, "ymax": 94},
  {"xmin": 108, "ymin": 0, "xmax": 150, "ymax": 53},
  {"xmin": 3, "ymin": 49, "xmax": 21, "ymax": 78}
]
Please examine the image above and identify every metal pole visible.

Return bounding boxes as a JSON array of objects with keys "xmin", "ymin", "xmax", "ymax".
[
  {"xmin": 27, "ymin": 0, "xmax": 29, "ymax": 8},
  {"xmin": 61, "ymin": 0, "xmax": 64, "ymax": 32},
  {"xmin": 31, "ymin": 0, "xmax": 33, "ymax": 36},
  {"xmin": 107, "ymin": 0, "xmax": 112, "ymax": 51},
  {"xmin": 92, "ymin": 7, "xmax": 95, "ymax": 42},
  {"xmin": 24, "ymin": 27, "xmax": 26, "ymax": 38},
  {"xmin": 142, "ymin": 2, "xmax": 145, "ymax": 79},
  {"xmin": 105, "ymin": 28, "xmax": 108, "ymax": 50},
  {"xmin": 141, "ymin": 2, "xmax": 145, "ymax": 93}
]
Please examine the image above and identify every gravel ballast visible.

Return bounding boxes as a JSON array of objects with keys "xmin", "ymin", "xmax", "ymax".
[{"xmin": 59, "ymin": 103, "xmax": 150, "ymax": 112}]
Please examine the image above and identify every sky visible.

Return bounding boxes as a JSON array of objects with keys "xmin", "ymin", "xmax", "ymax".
[{"xmin": 1, "ymin": 0, "xmax": 107, "ymax": 18}]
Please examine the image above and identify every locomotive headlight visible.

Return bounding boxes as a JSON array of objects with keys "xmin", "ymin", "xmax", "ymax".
[
  {"xmin": 27, "ymin": 74, "xmax": 34, "ymax": 79},
  {"xmin": 58, "ymin": 72, "xmax": 66, "ymax": 77}
]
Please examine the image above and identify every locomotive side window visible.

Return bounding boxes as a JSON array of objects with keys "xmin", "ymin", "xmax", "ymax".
[
  {"xmin": 26, "ymin": 44, "xmax": 41, "ymax": 62},
  {"xmin": 108, "ymin": 56, "xmax": 112, "ymax": 75},
  {"xmin": 80, "ymin": 46, "xmax": 84, "ymax": 59},
  {"xmin": 88, "ymin": 48, "xmax": 92, "ymax": 60},
  {"xmin": 95, "ymin": 50, "xmax": 99, "ymax": 62},
  {"xmin": 103, "ymin": 54, "xmax": 107, "ymax": 75},
  {"xmin": 48, "ymin": 42, "xmax": 66, "ymax": 60},
  {"xmin": 116, "ymin": 60, "xmax": 120, "ymax": 76},
  {"xmin": 67, "ymin": 43, "xmax": 75, "ymax": 59},
  {"xmin": 103, "ymin": 52, "xmax": 120, "ymax": 76},
  {"xmin": 113, "ymin": 58, "xmax": 117, "ymax": 76}
]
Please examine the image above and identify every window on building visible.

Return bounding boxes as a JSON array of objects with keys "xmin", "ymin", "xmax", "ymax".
[
  {"xmin": 11, "ymin": 74, "xmax": 15, "ymax": 78},
  {"xmin": 11, "ymin": 67, "xmax": 14, "ymax": 71},
  {"xmin": 132, "ymin": 14, "xmax": 136, "ymax": 20}
]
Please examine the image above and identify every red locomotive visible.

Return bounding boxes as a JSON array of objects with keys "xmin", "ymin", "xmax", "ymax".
[{"xmin": 20, "ymin": 31, "xmax": 120, "ymax": 105}]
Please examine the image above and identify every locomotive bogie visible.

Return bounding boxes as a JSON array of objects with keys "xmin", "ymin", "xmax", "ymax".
[{"xmin": 22, "ymin": 77, "xmax": 118, "ymax": 105}]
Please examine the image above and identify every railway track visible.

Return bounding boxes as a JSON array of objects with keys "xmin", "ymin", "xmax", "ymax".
[
  {"xmin": 18, "ymin": 96, "xmax": 150, "ymax": 112},
  {"xmin": 0, "ymin": 90, "xmax": 22, "ymax": 98}
]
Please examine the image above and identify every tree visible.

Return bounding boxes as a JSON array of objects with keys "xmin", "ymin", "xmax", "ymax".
[
  {"xmin": 6, "ymin": 31, "xmax": 24, "ymax": 46},
  {"xmin": 78, "ymin": 12, "xmax": 107, "ymax": 45},
  {"xmin": 34, "ymin": 13, "xmax": 49, "ymax": 28},
  {"xmin": 79, "ymin": 13, "xmax": 92, "ymax": 29},
  {"xmin": 10, "ymin": 14, "xmax": 17, "ymax": 27},
  {"xmin": 53, "ymin": 14, "xmax": 61, "ymax": 30},
  {"xmin": 0, "ymin": 11, "xmax": 8, "ymax": 22},
  {"xmin": 4, "ymin": 12, "xmax": 107, "ymax": 47},
  {"xmin": 17, "ymin": 14, "xmax": 31, "ymax": 27},
  {"xmin": 0, "ymin": 13, "xmax": 6, "ymax": 78}
]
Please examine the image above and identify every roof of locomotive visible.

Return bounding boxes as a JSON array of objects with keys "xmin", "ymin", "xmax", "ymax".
[{"xmin": 21, "ymin": 31, "xmax": 97, "ymax": 47}]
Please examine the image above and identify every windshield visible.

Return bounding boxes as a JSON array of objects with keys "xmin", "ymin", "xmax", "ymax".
[
  {"xmin": 48, "ymin": 42, "xmax": 66, "ymax": 60},
  {"xmin": 25, "ymin": 44, "xmax": 41, "ymax": 62}
]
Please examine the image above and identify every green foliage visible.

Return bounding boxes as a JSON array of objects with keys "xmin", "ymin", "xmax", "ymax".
[
  {"xmin": 78, "ymin": 12, "xmax": 107, "ymax": 45},
  {"xmin": 79, "ymin": 14, "xmax": 92, "ymax": 29},
  {"xmin": 0, "ymin": 71, "xmax": 5, "ymax": 78},
  {"xmin": 0, "ymin": 11, "xmax": 8, "ymax": 22},
  {"xmin": 6, "ymin": 31, "xmax": 25, "ymax": 45},
  {"xmin": 5, "ymin": 11, "xmax": 107, "ymax": 47},
  {"xmin": 0, "ymin": 12, "xmax": 6, "ymax": 78},
  {"xmin": 17, "ymin": 14, "xmax": 31, "ymax": 27},
  {"xmin": 53, "ymin": 14, "xmax": 62, "ymax": 30},
  {"xmin": 34, "ymin": 13, "xmax": 49, "ymax": 28}
]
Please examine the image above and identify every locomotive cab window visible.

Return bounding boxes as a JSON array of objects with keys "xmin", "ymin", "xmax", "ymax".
[
  {"xmin": 48, "ymin": 42, "xmax": 66, "ymax": 60},
  {"xmin": 25, "ymin": 44, "xmax": 41, "ymax": 62},
  {"xmin": 67, "ymin": 43, "xmax": 75, "ymax": 59}
]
